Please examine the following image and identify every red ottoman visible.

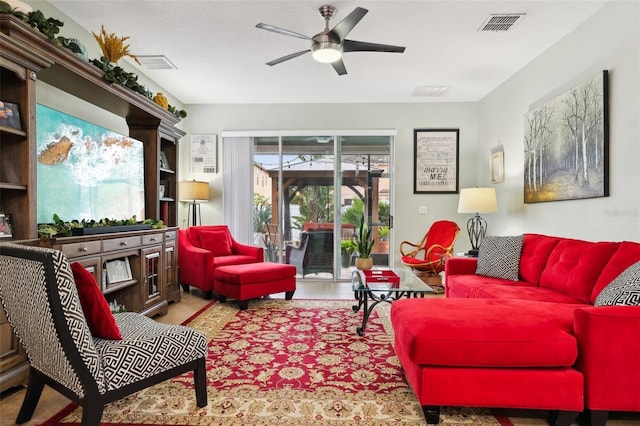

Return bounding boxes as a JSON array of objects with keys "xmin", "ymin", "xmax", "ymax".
[{"xmin": 214, "ymin": 262, "xmax": 296, "ymax": 310}]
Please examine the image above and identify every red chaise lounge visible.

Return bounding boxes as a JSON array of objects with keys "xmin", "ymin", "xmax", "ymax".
[{"xmin": 391, "ymin": 234, "xmax": 640, "ymax": 425}]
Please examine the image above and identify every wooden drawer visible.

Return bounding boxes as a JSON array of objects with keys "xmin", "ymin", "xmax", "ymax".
[
  {"xmin": 165, "ymin": 230, "xmax": 176, "ymax": 241},
  {"xmin": 142, "ymin": 233, "xmax": 163, "ymax": 245},
  {"xmin": 103, "ymin": 236, "xmax": 141, "ymax": 252},
  {"xmin": 59, "ymin": 240, "xmax": 102, "ymax": 258}
]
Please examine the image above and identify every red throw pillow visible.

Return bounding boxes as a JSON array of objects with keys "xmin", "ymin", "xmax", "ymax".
[
  {"xmin": 199, "ymin": 230, "xmax": 232, "ymax": 256},
  {"xmin": 70, "ymin": 262, "xmax": 122, "ymax": 340}
]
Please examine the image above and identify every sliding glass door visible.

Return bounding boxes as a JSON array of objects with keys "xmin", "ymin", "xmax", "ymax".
[{"xmin": 248, "ymin": 131, "xmax": 393, "ymax": 281}]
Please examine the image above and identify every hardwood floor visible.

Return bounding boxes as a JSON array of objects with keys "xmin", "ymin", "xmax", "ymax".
[{"xmin": 0, "ymin": 282, "xmax": 638, "ymax": 426}]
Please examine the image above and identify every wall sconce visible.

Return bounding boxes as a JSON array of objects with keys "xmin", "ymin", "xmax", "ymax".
[
  {"xmin": 457, "ymin": 187, "xmax": 498, "ymax": 256},
  {"xmin": 179, "ymin": 180, "xmax": 209, "ymax": 226}
]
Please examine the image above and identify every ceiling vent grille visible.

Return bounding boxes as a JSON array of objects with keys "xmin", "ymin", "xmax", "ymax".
[
  {"xmin": 137, "ymin": 55, "xmax": 177, "ymax": 70},
  {"xmin": 479, "ymin": 14, "xmax": 525, "ymax": 32}
]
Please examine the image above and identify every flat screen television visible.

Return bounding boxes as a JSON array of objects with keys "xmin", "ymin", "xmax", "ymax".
[{"xmin": 36, "ymin": 104, "xmax": 145, "ymax": 224}]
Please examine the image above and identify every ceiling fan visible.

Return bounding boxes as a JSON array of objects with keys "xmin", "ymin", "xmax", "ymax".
[{"xmin": 256, "ymin": 5, "xmax": 406, "ymax": 75}]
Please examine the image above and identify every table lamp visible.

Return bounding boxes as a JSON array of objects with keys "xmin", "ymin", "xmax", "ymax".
[
  {"xmin": 179, "ymin": 180, "xmax": 209, "ymax": 226},
  {"xmin": 457, "ymin": 187, "xmax": 498, "ymax": 256}
]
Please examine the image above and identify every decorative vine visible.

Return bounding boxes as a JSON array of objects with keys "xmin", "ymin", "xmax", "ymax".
[{"xmin": 0, "ymin": 2, "xmax": 187, "ymax": 120}]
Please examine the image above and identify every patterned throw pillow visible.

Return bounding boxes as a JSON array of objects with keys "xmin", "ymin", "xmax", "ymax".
[
  {"xmin": 594, "ymin": 261, "xmax": 640, "ymax": 306},
  {"xmin": 475, "ymin": 235, "xmax": 524, "ymax": 281}
]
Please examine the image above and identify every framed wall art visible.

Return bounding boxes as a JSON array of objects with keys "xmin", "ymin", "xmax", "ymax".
[
  {"xmin": 524, "ymin": 70, "xmax": 608, "ymax": 203},
  {"xmin": 490, "ymin": 145, "xmax": 505, "ymax": 184},
  {"xmin": 0, "ymin": 101, "xmax": 22, "ymax": 130},
  {"xmin": 413, "ymin": 128, "xmax": 459, "ymax": 194}
]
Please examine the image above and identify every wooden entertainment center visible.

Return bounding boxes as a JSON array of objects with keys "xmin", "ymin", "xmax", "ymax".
[{"xmin": 0, "ymin": 15, "xmax": 186, "ymax": 392}]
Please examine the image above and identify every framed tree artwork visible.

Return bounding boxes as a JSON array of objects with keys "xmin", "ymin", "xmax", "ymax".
[
  {"xmin": 413, "ymin": 128, "xmax": 459, "ymax": 194},
  {"xmin": 524, "ymin": 70, "xmax": 608, "ymax": 203}
]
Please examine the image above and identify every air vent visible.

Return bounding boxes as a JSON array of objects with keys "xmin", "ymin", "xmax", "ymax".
[
  {"xmin": 136, "ymin": 55, "xmax": 177, "ymax": 70},
  {"xmin": 411, "ymin": 86, "xmax": 450, "ymax": 98},
  {"xmin": 479, "ymin": 13, "xmax": 525, "ymax": 32}
]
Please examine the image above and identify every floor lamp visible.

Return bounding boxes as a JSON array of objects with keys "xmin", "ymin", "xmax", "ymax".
[
  {"xmin": 179, "ymin": 180, "xmax": 209, "ymax": 226},
  {"xmin": 457, "ymin": 187, "xmax": 498, "ymax": 257}
]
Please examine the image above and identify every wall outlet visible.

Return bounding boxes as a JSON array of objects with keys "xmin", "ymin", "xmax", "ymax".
[{"xmin": 419, "ymin": 206, "xmax": 428, "ymax": 215}]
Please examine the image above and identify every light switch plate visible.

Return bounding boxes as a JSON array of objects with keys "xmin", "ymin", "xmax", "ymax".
[{"xmin": 419, "ymin": 206, "xmax": 428, "ymax": 215}]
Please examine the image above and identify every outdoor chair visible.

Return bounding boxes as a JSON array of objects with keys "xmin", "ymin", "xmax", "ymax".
[
  {"xmin": 285, "ymin": 231, "xmax": 334, "ymax": 277},
  {"xmin": 0, "ymin": 243, "xmax": 208, "ymax": 425},
  {"xmin": 400, "ymin": 220, "xmax": 460, "ymax": 274}
]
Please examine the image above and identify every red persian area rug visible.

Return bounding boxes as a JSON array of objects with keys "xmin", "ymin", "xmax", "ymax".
[{"xmin": 43, "ymin": 299, "xmax": 513, "ymax": 425}]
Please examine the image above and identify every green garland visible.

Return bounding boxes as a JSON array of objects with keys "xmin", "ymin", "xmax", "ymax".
[
  {"xmin": 0, "ymin": 2, "xmax": 187, "ymax": 119},
  {"xmin": 38, "ymin": 214, "xmax": 166, "ymax": 239}
]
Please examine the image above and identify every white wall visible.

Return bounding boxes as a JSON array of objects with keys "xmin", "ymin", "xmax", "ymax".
[
  {"xmin": 478, "ymin": 0, "xmax": 640, "ymax": 242},
  {"xmin": 184, "ymin": 103, "xmax": 479, "ymax": 256},
  {"xmin": 185, "ymin": 0, "xmax": 639, "ymax": 253}
]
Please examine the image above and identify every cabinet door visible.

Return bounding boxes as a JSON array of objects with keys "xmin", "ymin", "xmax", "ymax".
[
  {"xmin": 0, "ymin": 306, "xmax": 28, "ymax": 392},
  {"xmin": 164, "ymin": 240, "xmax": 180, "ymax": 303},
  {"xmin": 142, "ymin": 246, "xmax": 164, "ymax": 311}
]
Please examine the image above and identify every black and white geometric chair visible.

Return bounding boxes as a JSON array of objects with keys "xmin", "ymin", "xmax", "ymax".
[{"xmin": 0, "ymin": 243, "xmax": 208, "ymax": 425}]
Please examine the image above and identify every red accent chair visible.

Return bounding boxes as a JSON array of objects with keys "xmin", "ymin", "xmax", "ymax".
[
  {"xmin": 400, "ymin": 220, "xmax": 460, "ymax": 274},
  {"xmin": 178, "ymin": 225, "xmax": 264, "ymax": 299}
]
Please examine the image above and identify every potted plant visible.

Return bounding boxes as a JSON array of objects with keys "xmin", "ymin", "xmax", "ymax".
[
  {"xmin": 354, "ymin": 214, "xmax": 375, "ymax": 270},
  {"xmin": 340, "ymin": 239, "xmax": 357, "ymax": 268},
  {"xmin": 374, "ymin": 225, "xmax": 390, "ymax": 253}
]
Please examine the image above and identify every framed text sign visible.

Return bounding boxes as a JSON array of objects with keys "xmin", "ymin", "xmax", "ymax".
[{"xmin": 413, "ymin": 128, "xmax": 459, "ymax": 194}]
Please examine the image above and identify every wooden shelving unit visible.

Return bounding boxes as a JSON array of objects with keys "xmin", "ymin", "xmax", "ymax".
[
  {"xmin": 0, "ymin": 15, "xmax": 185, "ymax": 240},
  {"xmin": 0, "ymin": 15, "xmax": 186, "ymax": 392}
]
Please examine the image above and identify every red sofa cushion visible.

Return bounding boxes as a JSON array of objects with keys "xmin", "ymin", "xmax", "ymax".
[
  {"xmin": 391, "ymin": 298, "xmax": 580, "ymax": 368},
  {"xmin": 215, "ymin": 262, "xmax": 296, "ymax": 284},
  {"xmin": 70, "ymin": 262, "xmax": 122, "ymax": 340},
  {"xmin": 539, "ymin": 240, "xmax": 619, "ymax": 303},
  {"xmin": 519, "ymin": 234, "xmax": 561, "ymax": 285},
  {"xmin": 590, "ymin": 241, "xmax": 640, "ymax": 303},
  {"xmin": 199, "ymin": 230, "xmax": 232, "ymax": 256}
]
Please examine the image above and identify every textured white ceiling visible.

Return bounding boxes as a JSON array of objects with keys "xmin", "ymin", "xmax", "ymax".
[{"xmin": 47, "ymin": 0, "xmax": 608, "ymax": 104}]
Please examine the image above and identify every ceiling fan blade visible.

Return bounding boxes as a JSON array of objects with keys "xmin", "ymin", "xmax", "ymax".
[
  {"xmin": 256, "ymin": 23, "xmax": 311, "ymax": 40},
  {"xmin": 331, "ymin": 7, "xmax": 368, "ymax": 40},
  {"xmin": 343, "ymin": 39, "xmax": 406, "ymax": 53},
  {"xmin": 266, "ymin": 50, "xmax": 310, "ymax": 66},
  {"xmin": 331, "ymin": 59, "xmax": 347, "ymax": 76}
]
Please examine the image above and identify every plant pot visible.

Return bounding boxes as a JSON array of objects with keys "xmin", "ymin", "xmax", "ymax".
[
  {"xmin": 341, "ymin": 253, "xmax": 352, "ymax": 268},
  {"xmin": 355, "ymin": 257, "xmax": 373, "ymax": 270}
]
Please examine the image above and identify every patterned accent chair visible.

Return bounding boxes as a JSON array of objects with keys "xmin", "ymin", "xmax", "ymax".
[{"xmin": 0, "ymin": 243, "xmax": 208, "ymax": 425}]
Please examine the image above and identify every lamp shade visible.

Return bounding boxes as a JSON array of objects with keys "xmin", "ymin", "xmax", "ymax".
[
  {"xmin": 457, "ymin": 188, "xmax": 497, "ymax": 214},
  {"xmin": 179, "ymin": 180, "xmax": 209, "ymax": 202}
]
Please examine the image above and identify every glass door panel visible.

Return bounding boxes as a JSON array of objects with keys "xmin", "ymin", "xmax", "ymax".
[{"xmin": 252, "ymin": 133, "xmax": 392, "ymax": 281}]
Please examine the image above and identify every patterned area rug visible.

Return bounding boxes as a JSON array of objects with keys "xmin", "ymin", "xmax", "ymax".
[{"xmin": 44, "ymin": 299, "xmax": 512, "ymax": 425}]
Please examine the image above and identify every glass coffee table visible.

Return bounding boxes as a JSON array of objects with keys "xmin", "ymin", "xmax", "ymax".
[{"xmin": 351, "ymin": 267, "xmax": 436, "ymax": 336}]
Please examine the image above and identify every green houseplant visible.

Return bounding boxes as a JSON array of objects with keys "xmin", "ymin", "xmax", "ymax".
[
  {"xmin": 340, "ymin": 239, "xmax": 357, "ymax": 268},
  {"xmin": 354, "ymin": 214, "xmax": 375, "ymax": 270}
]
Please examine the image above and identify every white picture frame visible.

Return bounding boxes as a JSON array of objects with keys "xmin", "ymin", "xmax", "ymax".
[{"xmin": 105, "ymin": 258, "xmax": 132, "ymax": 283}]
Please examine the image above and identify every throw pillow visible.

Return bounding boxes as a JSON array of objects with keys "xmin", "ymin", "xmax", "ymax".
[
  {"xmin": 199, "ymin": 230, "xmax": 232, "ymax": 256},
  {"xmin": 476, "ymin": 235, "xmax": 524, "ymax": 281},
  {"xmin": 594, "ymin": 260, "xmax": 640, "ymax": 306},
  {"xmin": 70, "ymin": 262, "xmax": 122, "ymax": 340}
]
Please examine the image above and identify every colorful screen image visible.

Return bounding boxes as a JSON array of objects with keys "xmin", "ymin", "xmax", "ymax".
[{"xmin": 36, "ymin": 104, "xmax": 145, "ymax": 224}]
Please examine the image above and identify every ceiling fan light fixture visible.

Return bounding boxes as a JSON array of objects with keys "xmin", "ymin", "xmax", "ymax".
[{"xmin": 311, "ymin": 42, "xmax": 343, "ymax": 63}]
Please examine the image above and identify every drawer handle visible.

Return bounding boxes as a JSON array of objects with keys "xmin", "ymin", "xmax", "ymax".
[
  {"xmin": 79, "ymin": 246, "xmax": 88, "ymax": 252},
  {"xmin": 150, "ymin": 237, "xmax": 157, "ymax": 242},
  {"xmin": 120, "ymin": 241, "xmax": 128, "ymax": 246}
]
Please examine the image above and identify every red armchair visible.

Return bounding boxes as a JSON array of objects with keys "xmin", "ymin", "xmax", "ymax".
[{"xmin": 178, "ymin": 225, "xmax": 264, "ymax": 299}]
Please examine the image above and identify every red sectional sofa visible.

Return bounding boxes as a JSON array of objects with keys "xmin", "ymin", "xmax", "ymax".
[{"xmin": 391, "ymin": 233, "xmax": 640, "ymax": 426}]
